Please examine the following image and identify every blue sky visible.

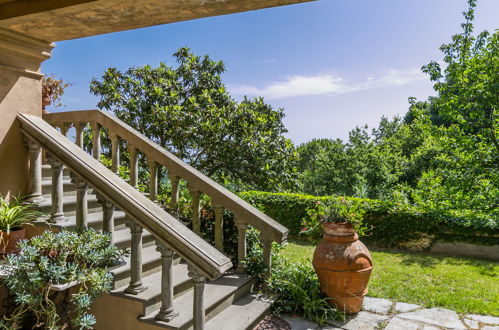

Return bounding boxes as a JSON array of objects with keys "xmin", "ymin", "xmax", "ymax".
[{"xmin": 43, "ymin": 0, "xmax": 499, "ymax": 144}]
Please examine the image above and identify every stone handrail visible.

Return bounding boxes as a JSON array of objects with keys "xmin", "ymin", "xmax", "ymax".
[
  {"xmin": 43, "ymin": 110, "xmax": 289, "ymax": 244},
  {"xmin": 18, "ymin": 113, "xmax": 232, "ymax": 280}
]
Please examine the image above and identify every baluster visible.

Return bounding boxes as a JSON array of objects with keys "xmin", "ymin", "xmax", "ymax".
[
  {"xmin": 60, "ymin": 123, "xmax": 69, "ymax": 137},
  {"xmin": 46, "ymin": 154, "xmax": 65, "ymax": 222},
  {"xmin": 169, "ymin": 174, "xmax": 180, "ymax": 211},
  {"xmin": 91, "ymin": 122, "xmax": 101, "ymax": 160},
  {"xmin": 96, "ymin": 194, "xmax": 115, "ymax": 243},
  {"xmin": 75, "ymin": 122, "xmax": 85, "ymax": 148},
  {"xmin": 128, "ymin": 144, "xmax": 138, "ymax": 188},
  {"xmin": 155, "ymin": 243, "xmax": 178, "ymax": 321},
  {"xmin": 235, "ymin": 217, "xmax": 247, "ymax": 273},
  {"xmin": 188, "ymin": 266, "xmax": 206, "ymax": 330},
  {"xmin": 189, "ymin": 187, "xmax": 201, "ymax": 234},
  {"xmin": 125, "ymin": 219, "xmax": 147, "ymax": 294},
  {"xmin": 24, "ymin": 136, "xmax": 43, "ymax": 202},
  {"xmin": 109, "ymin": 131, "xmax": 120, "ymax": 175},
  {"xmin": 148, "ymin": 159, "xmax": 158, "ymax": 200},
  {"xmin": 260, "ymin": 234, "xmax": 273, "ymax": 286},
  {"xmin": 213, "ymin": 205, "xmax": 224, "ymax": 252},
  {"xmin": 70, "ymin": 173, "xmax": 88, "ymax": 229}
]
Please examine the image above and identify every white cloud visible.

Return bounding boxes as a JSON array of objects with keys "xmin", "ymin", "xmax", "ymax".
[{"xmin": 230, "ymin": 68, "xmax": 425, "ymax": 100}]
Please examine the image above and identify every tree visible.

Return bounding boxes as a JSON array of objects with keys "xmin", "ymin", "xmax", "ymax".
[
  {"xmin": 296, "ymin": 0, "xmax": 498, "ymax": 219},
  {"xmin": 422, "ymin": 0, "xmax": 499, "ymax": 155},
  {"xmin": 90, "ymin": 47, "xmax": 297, "ymax": 191},
  {"xmin": 297, "ymin": 138, "xmax": 350, "ymax": 196},
  {"xmin": 413, "ymin": 0, "xmax": 499, "ymax": 215}
]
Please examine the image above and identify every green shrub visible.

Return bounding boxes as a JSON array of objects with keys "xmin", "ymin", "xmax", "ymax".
[
  {"xmin": 239, "ymin": 191, "xmax": 317, "ymax": 235},
  {"xmin": 239, "ymin": 191, "xmax": 499, "ymax": 247},
  {"xmin": 0, "ymin": 229, "xmax": 123, "ymax": 330},
  {"xmin": 0, "ymin": 196, "xmax": 46, "ymax": 233},
  {"xmin": 241, "ymin": 238, "xmax": 341, "ymax": 325},
  {"xmin": 267, "ymin": 259, "xmax": 342, "ymax": 325}
]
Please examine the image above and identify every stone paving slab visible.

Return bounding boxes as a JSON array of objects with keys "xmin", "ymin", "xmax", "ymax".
[
  {"xmin": 362, "ymin": 297, "xmax": 393, "ymax": 315},
  {"xmin": 328, "ymin": 311, "xmax": 388, "ymax": 330},
  {"xmin": 397, "ymin": 307, "xmax": 466, "ymax": 329},
  {"xmin": 281, "ymin": 297, "xmax": 498, "ymax": 330},
  {"xmin": 384, "ymin": 317, "xmax": 440, "ymax": 330},
  {"xmin": 464, "ymin": 318, "xmax": 481, "ymax": 329},
  {"xmin": 394, "ymin": 302, "xmax": 421, "ymax": 313},
  {"xmin": 282, "ymin": 315, "xmax": 321, "ymax": 330},
  {"xmin": 466, "ymin": 314, "xmax": 499, "ymax": 325}
]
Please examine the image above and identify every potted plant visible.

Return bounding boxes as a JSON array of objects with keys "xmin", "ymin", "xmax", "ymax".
[
  {"xmin": 0, "ymin": 196, "xmax": 44, "ymax": 256},
  {"xmin": 311, "ymin": 198, "xmax": 373, "ymax": 314},
  {"xmin": 42, "ymin": 75, "xmax": 70, "ymax": 114},
  {"xmin": 0, "ymin": 229, "xmax": 123, "ymax": 329}
]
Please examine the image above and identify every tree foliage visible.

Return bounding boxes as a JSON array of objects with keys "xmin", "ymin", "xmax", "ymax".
[
  {"xmin": 296, "ymin": 0, "xmax": 498, "ymax": 219},
  {"xmin": 90, "ymin": 47, "xmax": 297, "ymax": 191}
]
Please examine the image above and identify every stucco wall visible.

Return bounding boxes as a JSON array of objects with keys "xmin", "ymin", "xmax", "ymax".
[{"xmin": 0, "ymin": 29, "xmax": 53, "ymax": 199}]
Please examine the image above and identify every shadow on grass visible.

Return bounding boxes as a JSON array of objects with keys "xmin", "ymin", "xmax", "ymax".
[
  {"xmin": 285, "ymin": 238, "xmax": 498, "ymax": 278},
  {"xmin": 396, "ymin": 252, "xmax": 498, "ymax": 277}
]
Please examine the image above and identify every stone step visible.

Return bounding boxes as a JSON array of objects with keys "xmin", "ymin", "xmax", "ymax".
[
  {"xmin": 42, "ymin": 164, "xmax": 71, "ymax": 177},
  {"xmin": 112, "ymin": 262, "xmax": 192, "ymax": 317},
  {"xmin": 140, "ymin": 273, "xmax": 254, "ymax": 330},
  {"xmin": 37, "ymin": 194, "xmax": 101, "ymax": 215},
  {"xmin": 39, "ymin": 163, "xmax": 261, "ymax": 330},
  {"xmin": 41, "ymin": 178, "xmax": 77, "ymax": 196},
  {"xmin": 53, "ymin": 209, "xmax": 127, "ymax": 229},
  {"xmin": 110, "ymin": 245, "xmax": 164, "ymax": 289},
  {"xmin": 113, "ymin": 227, "xmax": 157, "ymax": 250},
  {"xmin": 204, "ymin": 293, "xmax": 272, "ymax": 330}
]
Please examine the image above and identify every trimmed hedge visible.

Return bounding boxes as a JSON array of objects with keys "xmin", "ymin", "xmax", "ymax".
[{"xmin": 239, "ymin": 191, "xmax": 499, "ymax": 247}]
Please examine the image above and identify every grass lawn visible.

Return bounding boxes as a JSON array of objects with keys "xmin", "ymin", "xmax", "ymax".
[{"xmin": 281, "ymin": 239, "xmax": 499, "ymax": 316}]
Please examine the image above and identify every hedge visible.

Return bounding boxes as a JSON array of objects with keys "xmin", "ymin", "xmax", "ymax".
[{"xmin": 239, "ymin": 191, "xmax": 499, "ymax": 247}]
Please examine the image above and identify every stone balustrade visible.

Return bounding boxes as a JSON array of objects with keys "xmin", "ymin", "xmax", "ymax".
[
  {"xmin": 19, "ymin": 110, "xmax": 289, "ymax": 329},
  {"xmin": 43, "ymin": 110, "xmax": 288, "ymax": 272},
  {"xmin": 18, "ymin": 113, "xmax": 234, "ymax": 330}
]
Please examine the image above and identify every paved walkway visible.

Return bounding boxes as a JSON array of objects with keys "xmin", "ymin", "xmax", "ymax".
[{"xmin": 282, "ymin": 297, "xmax": 499, "ymax": 330}]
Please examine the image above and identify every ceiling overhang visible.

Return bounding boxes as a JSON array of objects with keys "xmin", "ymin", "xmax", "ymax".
[{"xmin": 0, "ymin": 0, "xmax": 314, "ymax": 42}]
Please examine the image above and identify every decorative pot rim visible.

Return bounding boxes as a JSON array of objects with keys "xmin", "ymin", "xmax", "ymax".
[
  {"xmin": 322, "ymin": 222, "xmax": 356, "ymax": 236},
  {"xmin": 0, "ymin": 226, "xmax": 26, "ymax": 234}
]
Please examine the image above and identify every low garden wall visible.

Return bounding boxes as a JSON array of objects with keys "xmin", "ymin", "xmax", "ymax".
[{"xmin": 239, "ymin": 191, "xmax": 499, "ymax": 260}]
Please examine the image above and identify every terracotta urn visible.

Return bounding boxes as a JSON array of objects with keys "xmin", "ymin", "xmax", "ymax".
[
  {"xmin": 0, "ymin": 227, "xmax": 26, "ymax": 257},
  {"xmin": 312, "ymin": 222, "xmax": 373, "ymax": 313}
]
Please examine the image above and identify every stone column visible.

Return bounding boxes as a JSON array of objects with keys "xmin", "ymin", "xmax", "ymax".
[
  {"xmin": 0, "ymin": 29, "xmax": 53, "ymax": 199},
  {"xmin": 109, "ymin": 131, "xmax": 120, "ymax": 175},
  {"xmin": 213, "ymin": 205, "xmax": 224, "ymax": 252},
  {"xmin": 148, "ymin": 159, "xmax": 158, "ymax": 200},
  {"xmin": 46, "ymin": 153, "xmax": 65, "ymax": 222},
  {"xmin": 60, "ymin": 123, "xmax": 69, "ymax": 137},
  {"xmin": 168, "ymin": 174, "xmax": 180, "ymax": 211},
  {"xmin": 125, "ymin": 219, "xmax": 147, "ymax": 294},
  {"xmin": 235, "ymin": 217, "xmax": 247, "ymax": 273},
  {"xmin": 128, "ymin": 144, "xmax": 138, "ymax": 188},
  {"xmin": 23, "ymin": 136, "xmax": 43, "ymax": 202},
  {"xmin": 75, "ymin": 122, "xmax": 85, "ymax": 149},
  {"xmin": 260, "ymin": 234, "xmax": 273, "ymax": 287},
  {"xmin": 188, "ymin": 266, "xmax": 206, "ymax": 330},
  {"xmin": 96, "ymin": 194, "xmax": 115, "ymax": 243},
  {"xmin": 91, "ymin": 122, "xmax": 101, "ymax": 160},
  {"xmin": 188, "ymin": 188, "xmax": 201, "ymax": 235},
  {"xmin": 155, "ymin": 242, "xmax": 178, "ymax": 322},
  {"xmin": 70, "ymin": 172, "xmax": 88, "ymax": 230}
]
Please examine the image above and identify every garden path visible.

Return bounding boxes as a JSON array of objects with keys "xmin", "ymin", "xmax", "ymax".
[{"xmin": 280, "ymin": 297, "xmax": 499, "ymax": 330}]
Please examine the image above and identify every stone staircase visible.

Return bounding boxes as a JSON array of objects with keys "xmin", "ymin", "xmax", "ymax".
[{"xmin": 37, "ymin": 165, "xmax": 272, "ymax": 330}]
